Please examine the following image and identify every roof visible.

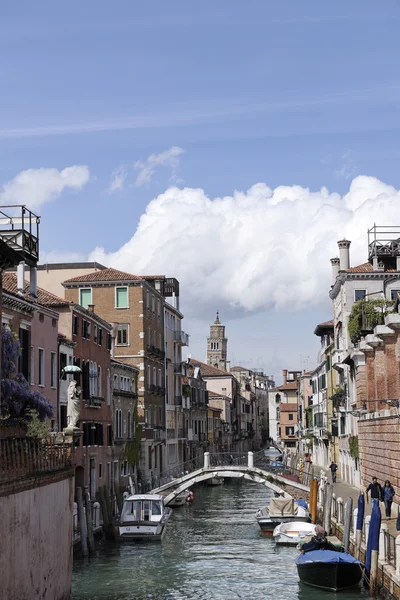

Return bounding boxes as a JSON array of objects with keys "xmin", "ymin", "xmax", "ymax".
[
  {"xmin": 207, "ymin": 391, "xmax": 224, "ymax": 398},
  {"xmin": 189, "ymin": 358, "xmax": 232, "ymax": 378},
  {"xmin": 280, "ymin": 403, "xmax": 298, "ymax": 412},
  {"xmin": 111, "ymin": 359, "xmax": 139, "ymax": 371},
  {"xmin": 230, "ymin": 365, "xmax": 250, "ymax": 372},
  {"xmin": 278, "ymin": 382, "xmax": 298, "ymax": 391},
  {"xmin": 314, "ymin": 319, "xmax": 334, "ymax": 336},
  {"xmin": 347, "ymin": 262, "xmax": 396, "ymax": 273},
  {"xmin": 63, "ymin": 267, "xmax": 143, "ymax": 284},
  {"xmin": 2, "ymin": 273, "xmax": 70, "ymax": 308}
]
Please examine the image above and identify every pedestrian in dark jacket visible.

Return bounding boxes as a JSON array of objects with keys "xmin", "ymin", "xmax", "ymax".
[
  {"xmin": 383, "ymin": 480, "xmax": 395, "ymax": 519},
  {"xmin": 366, "ymin": 476, "xmax": 383, "ymax": 506},
  {"xmin": 329, "ymin": 462, "xmax": 338, "ymax": 483}
]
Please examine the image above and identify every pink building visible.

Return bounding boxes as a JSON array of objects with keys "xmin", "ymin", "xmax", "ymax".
[{"xmin": 2, "ymin": 273, "xmax": 66, "ymax": 425}]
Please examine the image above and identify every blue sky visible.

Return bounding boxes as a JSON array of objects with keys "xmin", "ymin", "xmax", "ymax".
[{"xmin": 1, "ymin": 0, "xmax": 400, "ymax": 381}]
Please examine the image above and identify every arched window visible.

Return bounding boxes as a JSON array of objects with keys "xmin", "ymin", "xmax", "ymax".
[
  {"xmin": 127, "ymin": 410, "xmax": 131, "ymax": 438},
  {"xmin": 98, "ymin": 365, "xmax": 102, "ymax": 397},
  {"xmin": 147, "ymin": 366, "xmax": 151, "ymax": 386},
  {"xmin": 153, "ymin": 366, "xmax": 156, "ymax": 385},
  {"xmin": 107, "ymin": 369, "xmax": 111, "ymax": 405}
]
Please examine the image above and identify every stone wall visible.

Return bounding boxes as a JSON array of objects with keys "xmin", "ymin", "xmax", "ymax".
[{"xmin": 0, "ymin": 469, "xmax": 74, "ymax": 600}]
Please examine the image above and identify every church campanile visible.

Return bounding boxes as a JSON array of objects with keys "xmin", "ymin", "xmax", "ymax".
[{"xmin": 207, "ymin": 311, "xmax": 228, "ymax": 371}]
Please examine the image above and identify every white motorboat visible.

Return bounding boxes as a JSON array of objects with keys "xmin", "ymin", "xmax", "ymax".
[
  {"xmin": 168, "ymin": 490, "xmax": 190, "ymax": 507},
  {"xmin": 256, "ymin": 497, "xmax": 310, "ymax": 534},
  {"xmin": 115, "ymin": 494, "xmax": 172, "ymax": 541},
  {"xmin": 273, "ymin": 521, "xmax": 316, "ymax": 545}
]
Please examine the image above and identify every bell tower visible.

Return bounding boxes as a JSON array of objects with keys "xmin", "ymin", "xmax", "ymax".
[{"xmin": 207, "ymin": 311, "xmax": 228, "ymax": 371}]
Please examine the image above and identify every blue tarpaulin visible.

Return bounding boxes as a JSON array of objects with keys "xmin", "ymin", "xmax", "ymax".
[
  {"xmin": 296, "ymin": 550, "xmax": 362, "ymax": 565},
  {"xmin": 365, "ymin": 501, "xmax": 381, "ymax": 574},
  {"xmin": 357, "ymin": 493, "xmax": 365, "ymax": 531}
]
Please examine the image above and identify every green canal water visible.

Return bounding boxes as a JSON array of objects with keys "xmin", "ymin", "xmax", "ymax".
[{"xmin": 72, "ymin": 481, "xmax": 370, "ymax": 600}]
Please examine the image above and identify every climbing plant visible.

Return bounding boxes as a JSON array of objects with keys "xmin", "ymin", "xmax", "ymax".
[
  {"xmin": 120, "ymin": 378, "xmax": 142, "ymax": 468},
  {"xmin": 348, "ymin": 435, "xmax": 359, "ymax": 459},
  {"xmin": 348, "ymin": 298, "xmax": 395, "ymax": 344},
  {"xmin": 1, "ymin": 329, "xmax": 53, "ymax": 428}
]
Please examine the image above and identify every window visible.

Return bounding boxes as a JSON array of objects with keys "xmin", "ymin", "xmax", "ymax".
[
  {"xmin": 80, "ymin": 288, "xmax": 92, "ymax": 309},
  {"xmin": 115, "ymin": 286, "xmax": 128, "ymax": 308},
  {"xmin": 94, "ymin": 325, "xmax": 97, "ymax": 343},
  {"xmin": 98, "ymin": 366, "xmax": 102, "ymax": 396},
  {"xmin": 107, "ymin": 369, "xmax": 111, "ymax": 405},
  {"xmin": 127, "ymin": 410, "xmax": 132, "ymax": 438},
  {"xmin": 38, "ymin": 348, "xmax": 44, "ymax": 386},
  {"xmin": 50, "ymin": 352, "xmax": 56, "ymax": 388},
  {"xmin": 107, "ymin": 333, "xmax": 112, "ymax": 351},
  {"xmin": 354, "ymin": 289, "xmax": 366, "ymax": 302},
  {"xmin": 82, "ymin": 320, "xmax": 90, "ymax": 339},
  {"xmin": 98, "ymin": 328, "xmax": 103, "ymax": 346},
  {"xmin": 73, "ymin": 315, "xmax": 79, "ymax": 336},
  {"xmin": 114, "ymin": 374, "xmax": 119, "ymax": 389},
  {"xmin": 146, "ymin": 289, "xmax": 150, "ymax": 310},
  {"xmin": 153, "ymin": 366, "xmax": 156, "ymax": 385},
  {"xmin": 285, "ymin": 427, "xmax": 295, "ymax": 436},
  {"xmin": 147, "ymin": 366, "xmax": 151, "ymax": 386},
  {"xmin": 116, "ymin": 324, "xmax": 129, "ymax": 346},
  {"xmin": 158, "ymin": 369, "xmax": 162, "ymax": 387},
  {"xmin": 99, "ymin": 463, "xmax": 103, "ymax": 479},
  {"xmin": 30, "ymin": 346, "xmax": 35, "ymax": 384},
  {"xmin": 391, "ymin": 290, "xmax": 400, "ymax": 300},
  {"xmin": 288, "ymin": 413, "xmax": 293, "ymax": 421},
  {"xmin": 152, "ymin": 295, "xmax": 155, "ymax": 313}
]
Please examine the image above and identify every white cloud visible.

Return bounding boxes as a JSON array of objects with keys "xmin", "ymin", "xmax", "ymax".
[
  {"xmin": 134, "ymin": 146, "xmax": 184, "ymax": 187},
  {"xmin": 108, "ymin": 165, "xmax": 127, "ymax": 193},
  {"xmin": 0, "ymin": 165, "xmax": 90, "ymax": 212},
  {"xmin": 88, "ymin": 175, "xmax": 400, "ymax": 316},
  {"xmin": 336, "ymin": 149, "xmax": 358, "ymax": 180}
]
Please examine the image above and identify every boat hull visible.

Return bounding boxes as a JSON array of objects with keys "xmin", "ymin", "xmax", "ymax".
[
  {"xmin": 116, "ymin": 523, "xmax": 166, "ymax": 542},
  {"xmin": 258, "ymin": 516, "xmax": 310, "ymax": 534},
  {"xmin": 297, "ymin": 561, "xmax": 363, "ymax": 591}
]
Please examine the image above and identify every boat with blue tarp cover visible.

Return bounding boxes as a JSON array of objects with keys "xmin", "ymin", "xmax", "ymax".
[{"xmin": 296, "ymin": 549, "xmax": 364, "ymax": 591}]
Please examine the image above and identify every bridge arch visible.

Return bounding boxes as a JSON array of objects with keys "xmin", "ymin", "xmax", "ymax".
[{"xmin": 152, "ymin": 465, "xmax": 296, "ymax": 505}]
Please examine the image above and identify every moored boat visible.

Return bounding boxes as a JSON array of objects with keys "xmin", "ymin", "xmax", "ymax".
[
  {"xmin": 207, "ymin": 476, "xmax": 224, "ymax": 486},
  {"xmin": 296, "ymin": 549, "xmax": 364, "ymax": 591},
  {"xmin": 168, "ymin": 490, "xmax": 190, "ymax": 507},
  {"xmin": 256, "ymin": 497, "xmax": 309, "ymax": 534},
  {"xmin": 273, "ymin": 521, "xmax": 316, "ymax": 545},
  {"xmin": 115, "ymin": 494, "xmax": 172, "ymax": 541}
]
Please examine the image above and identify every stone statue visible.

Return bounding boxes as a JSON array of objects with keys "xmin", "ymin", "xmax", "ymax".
[{"xmin": 67, "ymin": 380, "xmax": 81, "ymax": 430}]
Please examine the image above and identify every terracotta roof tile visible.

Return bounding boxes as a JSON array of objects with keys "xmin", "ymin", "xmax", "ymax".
[
  {"xmin": 278, "ymin": 382, "xmax": 298, "ymax": 391},
  {"xmin": 2, "ymin": 273, "xmax": 70, "ymax": 307},
  {"xmin": 63, "ymin": 267, "xmax": 143, "ymax": 284},
  {"xmin": 347, "ymin": 262, "xmax": 396, "ymax": 273},
  {"xmin": 189, "ymin": 358, "xmax": 231, "ymax": 377}
]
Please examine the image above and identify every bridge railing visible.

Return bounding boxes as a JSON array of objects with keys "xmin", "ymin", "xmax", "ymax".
[
  {"xmin": 209, "ymin": 452, "xmax": 248, "ymax": 467},
  {"xmin": 253, "ymin": 450, "xmax": 315, "ymax": 486}
]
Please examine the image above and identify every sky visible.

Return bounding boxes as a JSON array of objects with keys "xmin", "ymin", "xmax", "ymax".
[{"xmin": 1, "ymin": 0, "xmax": 400, "ymax": 382}]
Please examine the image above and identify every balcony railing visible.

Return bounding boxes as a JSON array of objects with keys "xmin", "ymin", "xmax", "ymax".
[
  {"xmin": 0, "ymin": 437, "xmax": 73, "ymax": 482},
  {"xmin": 0, "ymin": 205, "xmax": 40, "ymax": 265},
  {"xmin": 174, "ymin": 330, "xmax": 189, "ymax": 346}
]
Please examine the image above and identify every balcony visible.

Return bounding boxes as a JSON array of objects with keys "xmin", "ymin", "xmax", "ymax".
[
  {"xmin": 84, "ymin": 396, "xmax": 104, "ymax": 408},
  {"xmin": 167, "ymin": 428, "xmax": 176, "ymax": 440},
  {"xmin": 174, "ymin": 330, "xmax": 189, "ymax": 346},
  {"xmin": 0, "ymin": 205, "xmax": 40, "ymax": 266},
  {"xmin": 154, "ymin": 428, "xmax": 166, "ymax": 442}
]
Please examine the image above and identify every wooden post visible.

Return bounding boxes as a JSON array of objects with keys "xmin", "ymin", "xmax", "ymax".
[
  {"xmin": 84, "ymin": 486, "xmax": 95, "ymax": 554},
  {"xmin": 379, "ymin": 523, "xmax": 388, "ymax": 564},
  {"xmin": 370, "ymin": 549, "xmax": 379, "ymax": 592},
  {"xmin": 76, "ymin": 487, "xmax": 88, "ymax": 557},
  {"xmin": 309, "ymin": 479, "xmax": 315, "ymax": 523},
  {"xmin": 323, "ymin": 484, "xmax": 333, "ymax": 534},
  {"xmin": 310, "ymin": 479, "xmax": 318, "ymax": 524},
  {"xmin": 104, "ymin": 485, "xmax": 113, "ymax": 524},
  {"xmin": 343, "ymin": 497, "xmax": 353, "ymax": 552},
  {"xmin": 98, "ymin": 486, "xmax": 110, "ymax": 534}
]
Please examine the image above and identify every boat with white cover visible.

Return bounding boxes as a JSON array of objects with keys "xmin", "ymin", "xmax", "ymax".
[
  {"xmin": 168, "ymin": 490, "xmax": 190, "ymax": 507},
  {"xmin": 256, "ymin": 497, "xmax": 309, "ymax": 534},
  {"xmin": 273, "ymin": 521, "xmax": 316, "ymax": 545},
  {"xmin": 115, "ymin": 494, "xmax": 172, "ymax": 541}
]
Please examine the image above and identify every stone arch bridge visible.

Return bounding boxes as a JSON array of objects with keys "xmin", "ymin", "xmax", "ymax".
[{"xmin": 151, "ymin": 451, "xmax": 310, "ymax": 505}]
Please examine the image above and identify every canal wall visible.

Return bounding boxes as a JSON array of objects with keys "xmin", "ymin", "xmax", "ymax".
[{"xmin": 0, "ymin": 438, "xmax": 75, "ymax": 600}]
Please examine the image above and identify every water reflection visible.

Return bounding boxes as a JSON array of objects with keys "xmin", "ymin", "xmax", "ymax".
[{"xmin": 72, "ymin": 481, "xmax": 369, "ymax": 600}]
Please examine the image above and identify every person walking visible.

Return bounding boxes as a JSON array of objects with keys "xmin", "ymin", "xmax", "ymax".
[
  {"xmin": 383, "ymin": 480, "xmax": 395, "ymax": 519},
  {"xmin": 329, "ymin": 461, "xmax": 338, "ymax": 483},
  {"xmin": 366, "ymin": 476, "xmax": 383, "ymax": 507}
]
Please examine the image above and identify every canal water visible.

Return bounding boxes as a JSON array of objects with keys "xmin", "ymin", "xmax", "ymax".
[{"xmin": 72, "ymin": 480, "xmax": 369, "ymax": 600}]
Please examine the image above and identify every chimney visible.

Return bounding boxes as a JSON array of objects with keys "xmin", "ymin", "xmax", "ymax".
[
  {"xmin": 226, "ymin": 360, "xmax": 231, "ymax": 373},
  {"xmin": 30, "ymin": 266, "xmax": 37, "ymax": 298},
  {"xmin": 373, "ymin": 256, "xmax": 379, "ymax": 271},
  {"xmin": 330, "ymin": 257, "xmax": 340, "ymax": 283},
  {"xmin": 337, "ymin": 239, "xmax": 351, "ymax": 271},
  {"xmin": 88, "ymin": 304, "xmax": 95, "ymax": 313},
  {"xmin": 17, "ymin": 261, "xmax": 25, "ymax": 295},
  {"xmin": 282, "ymin": 369, "xmax": 287, "ymax": 385}
]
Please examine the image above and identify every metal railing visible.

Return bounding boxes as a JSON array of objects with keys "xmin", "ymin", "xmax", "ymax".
[
  {"xmin": 0, "ymin": 437, "xmax": 73, "ymax": 482},
  {"xmin": 383, "ymin": 528, "xmax": 397, "ymax": 569}
]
